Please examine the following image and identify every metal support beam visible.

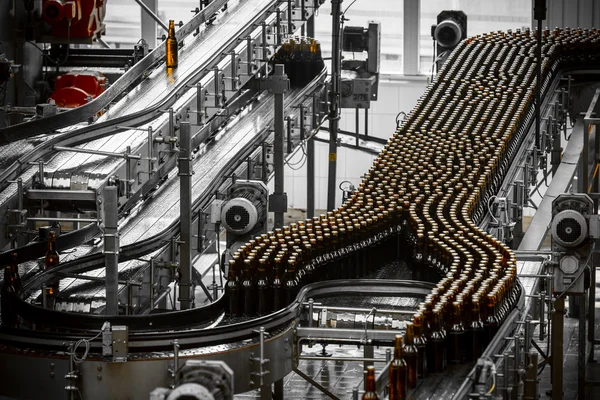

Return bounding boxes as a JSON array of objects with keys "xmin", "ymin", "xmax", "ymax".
[
  {"xmin": 104, "ymin": 186, "xmax": 119, "ymax": 315},
  {"xmin": 179, "ymin": 122, "xmax": 193, "ymax": 310},
  {"xmin": 26, "ymin": 189, "xmax": 96, "ymax": 202},
  {"xmin": 269, "ymin": 64, "xmax": 290, "ymax": 229},
  {"xmin": 327, "ymin": 0, "xmax": 342, "ymax": 211},
  {"xmin": 579, "ymin": 293, "xmax": 587, "ymax": 400},
  {"xmin": 136, "ymin": 0, "xmax": 167, "ymax": 44},
  {"xmin": 403, "ymin": 0, "xmax": 420, "ymax": 75},
  {"xmin": 551, "ymin": 296, "xmax": 565, "ymax": 400},
  {"xmin": 307, "ymin": 95, "xmax": 317, "ymax": 219}
]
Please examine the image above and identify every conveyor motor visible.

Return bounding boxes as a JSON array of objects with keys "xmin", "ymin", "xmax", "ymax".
[
  {"xmin": 220, "ymin": 180, "xmax": 268, "ymax": 255},
  {"xmin": 149, "ymin": 360, "xmax": 234, "ymax": 400},
  {"xmin": 550, "ymin": 193, "xmax": 595, "ymax": 294}
]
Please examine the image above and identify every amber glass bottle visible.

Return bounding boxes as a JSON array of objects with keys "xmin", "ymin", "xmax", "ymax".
[
  {"xmin": 389, "ymin": 334, "xmax": 408, "ymax": 400},
  {"xmin": 413, "ymin": 313, "xmax": 428, "ymax": 378},
  {"xmin": 257, "ymin": 258, "xmax": 272, "ymax": 315},
  {"xmin": 225, "ymin": 259, "xmax": 241, "ymax": 316},
  {"xmin": 166, "ymin": 20, "xmax": 178, "ymax": 68},
  {"xmin": 404, "ymin": 322, "xmax": 419, "ymax": 389},
  {"xmin": 465, "ymin": 297, "xmax": 484, "ymax": 361},
  {"xmin": 241, "ymin": 259, "xmax": 256, "ymax": 316},
  {"xmin": 447, "ymin": 301, "xmax": 465, "ymax": 364},
  {"xmin": 362, "ymin": 366, "xmax": 379, "ymax": 400}
]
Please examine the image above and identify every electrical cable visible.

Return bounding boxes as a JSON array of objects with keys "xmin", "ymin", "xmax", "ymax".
[
  {"xmin": 26, "ymin": 19, "xmax": 72, "ymax": 67},
  {"xmin": 487, "ymin": 195, "xmax": 498, "ymax": 224},
  {"xmin": 342, "ymin": 0, "xmax": 359, "ymax": 17},
  {"xmin": 395, "ymin": 111, "xmax": 406, "ymax": 130},
  {"xmin": 72, "ymin": 330, "xmax": 103, "ymax": 364}
]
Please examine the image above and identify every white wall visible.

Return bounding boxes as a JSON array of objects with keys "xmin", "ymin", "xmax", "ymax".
[{"xmin": 281, "ymin": 75, "xmax": 428, "ymax": 211}]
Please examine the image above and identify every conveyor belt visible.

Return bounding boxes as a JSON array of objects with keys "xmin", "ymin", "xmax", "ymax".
[{"xmin": 0, "ymin": 0, "xmax": 287, "ymax": 260}]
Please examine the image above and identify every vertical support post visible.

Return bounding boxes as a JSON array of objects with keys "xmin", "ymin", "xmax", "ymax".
[
  {"xmin": 286, "ymin": 116, "xmax": 293, "ymax": 154},
  {"xmin": 307, "ymin": 95, "xmax": 317, "ymax": 219},
  {"xmin": 534, "ymin": 0, "xmax": 546, "ymax": 151},
  {"xmin": 327, "ymin": 0, "xmax": 342, "ymax": 211},
  {"xmin": 196, "ymin": 83, "xmax": 205, "ymax": 125},
  {"xmin": 355, "ymin": 107, "xmax": 360, "ymax": 147},
  {"xmin": 307, "ymin": 4, "xmax": 315, "ymax": 38},
  {"xmin": 150, "ymin": 257, "xmax": 155, "ymax": 310},
  {"xmin": 179, "ymin": 122, "xmax": 193, "ymax": 310},
  {"xmin": 579, "ymin": 293, "xmax": 587, "ymax": 400},
  {"xmin": 274, "ymin": 378, "xmax": 284, "ymax": 400},
  {"xmin": 269, "ymin": 64, "xmax": 290, "ymax": 229},
  {"xmin": 139, "ymin": 0, "xmax": 158, "ymax": 49},
  {"xmin": 403, "ymin": 0, "xmax": 420, "ymax": 75},
  {"xmin": 589, "ymin": 249, "xmax": 599, "ymax": 357},
  {"xmin": 364, "ymin": 108, "xmax": 369, "ymax": 137},
  {"xmin": 364, "ymin": 345, "xmax": 374, "ymax": 371},
  {"xmin": 104, "ymin": 186, "xmax": 119, "ymax": 315},
  {"xmin": 551, "ymin": 296, "xmax": 564, "ymax": 400},
  {"xmin": 148, "ymin": 126, "xmax": 154, "ymax": 178},
  {"xmin": 524, "ymin": 353, "xmax": 539, "ymax": 400},
  {"xmin": 583, "ymin": 120, "xmax": 590, "ymax": 194}
]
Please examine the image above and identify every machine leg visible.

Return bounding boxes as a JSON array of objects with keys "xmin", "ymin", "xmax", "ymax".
[
  {"xmin": 274, "ymin": 379, "xmax": 284, "ymax": 400},
  {"xmin": 579, "ymin": 293, "xmax": 587, "ymax": 400},
  {"xmin": 551, "ymin": 297, "xmax": 565, "ymax": 400},
  {"xmin": 364, "ymin": 344, "xmax": 374, "ymax": 371},
  {"xmin": 104, "ymin": 185, "xmax": 119, "ymax": 315},
  {"xmin": 179, "ymin": 122, "xmax": 193, "ymax": 310}
]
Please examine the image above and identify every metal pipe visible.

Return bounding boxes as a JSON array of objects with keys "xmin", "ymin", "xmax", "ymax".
[
  {"xmin": 53, "ymin": 145, "xmax": 141, "ymax": 159},
  {"xmin": 133, "ymin": 0, "xmax": 169, "ymax": 31},
  {"xmin": 27, "ymin": 217, "xmax": 99, "ymax": 223},
  {"xmin": 299, "ymin": 356, "xmax": 386, "ymax": 363},
  {"xmin": 153, "ymin": 287, "xmax": 171, "ymax": 308},
  {"xmin": 178, "ymin": 122, "xmax": 193, "ymax": 310},
  {"xmin": 272, "ymin": 64, "xmax": 288, "ymax": 229},
  {"xmin": 150, "ymin": 258, "xmax": 155, "ymax": 310},
  {"xmin": 104, "ymin": 186, "xmax": 119, "ymax": 315},
  {"xmin": 307, "ymin": 95, "xmax": 316, "ymax": 218},
  {"xmin": 304, "ymin": 303, "xmax": 414, "ymax": 316},
  {"xmin": 327, "ymin": 0, "xmax": 342, "ymax": 211}
]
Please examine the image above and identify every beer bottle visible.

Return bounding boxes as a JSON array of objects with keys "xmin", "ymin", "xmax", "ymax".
[
  {"xmin": 413, "ymin": 313, "xmax": 428, "ymax": 378},
  {"xmin": 362, "ymin": 365, "xmax": 379, "ymax": 400},
  {"xmin": 284, "ymin": 257, "xmax": 299, "ymax": 305},
  {"xmin": 1, "ymin": 265, "xmax": 17, "ymax": 327},
  {"xmin": 225, "ymin": 259, "xmax": 241, "ymax": 316},
  {"xmin": 257, "ymin": 258, "xmax": 272, "ymax": 315},
  {"xmin": 166, "ymin": 20, "xmax": 178, "ymax": 68},
  {"xmin": 426, "ymin": 306, "xmax": 446, "ymax": 373},
  {"xmin": 242, "ymin": 259, "xmax": 256, "ymax": 316},
  {"xmin": 389, "ymin": 334, "xmax": 408, "ymax": 400},
  {"xmin": 404, "ymin": 322, "xmax": 419, "ymax": 389},
  {"xmin": 311, "ymin": 39, "xmax": 325, "ymax": 77},
  {"xmin": 447, "ymin": 301, "xmax": 465, "ymax": 363},
  {"xmin": 465, "ymin": 297, "xmax": 484, "ymax": 361},
  {"xmin": 272, "ymin": 257, "xmax": 284, "ymax": 311},
  {"xmin": 10, "ymin": 252, "xmax": 21, "ymax": 292},
  {"xmin": 44, "ymin": 231, "xmax": 60, "ymax": 296}
]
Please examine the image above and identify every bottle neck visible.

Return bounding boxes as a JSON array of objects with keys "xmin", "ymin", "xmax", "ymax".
[{"xmin": 365, "ymin": 369, "xmax": 376, "ymax": 392}]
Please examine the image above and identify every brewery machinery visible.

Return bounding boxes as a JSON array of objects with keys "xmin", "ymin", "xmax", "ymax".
[{"xmin": 1, "ymin": 0, "xmax": 600, "ymax": 399}]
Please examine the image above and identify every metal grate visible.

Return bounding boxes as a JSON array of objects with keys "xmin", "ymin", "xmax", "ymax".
[
  {"xmin": 225, "ymin": 205, "xmax": 251, "ymax": 231},
  {"xmin": 556, "ymin": 217, "xmax": 583, "ymax": 244}
]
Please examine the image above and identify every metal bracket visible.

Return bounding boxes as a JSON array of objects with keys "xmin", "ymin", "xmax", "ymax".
[{"xmin": 249, "ymin": 327, "xmax": 270, "ymax": 387}]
